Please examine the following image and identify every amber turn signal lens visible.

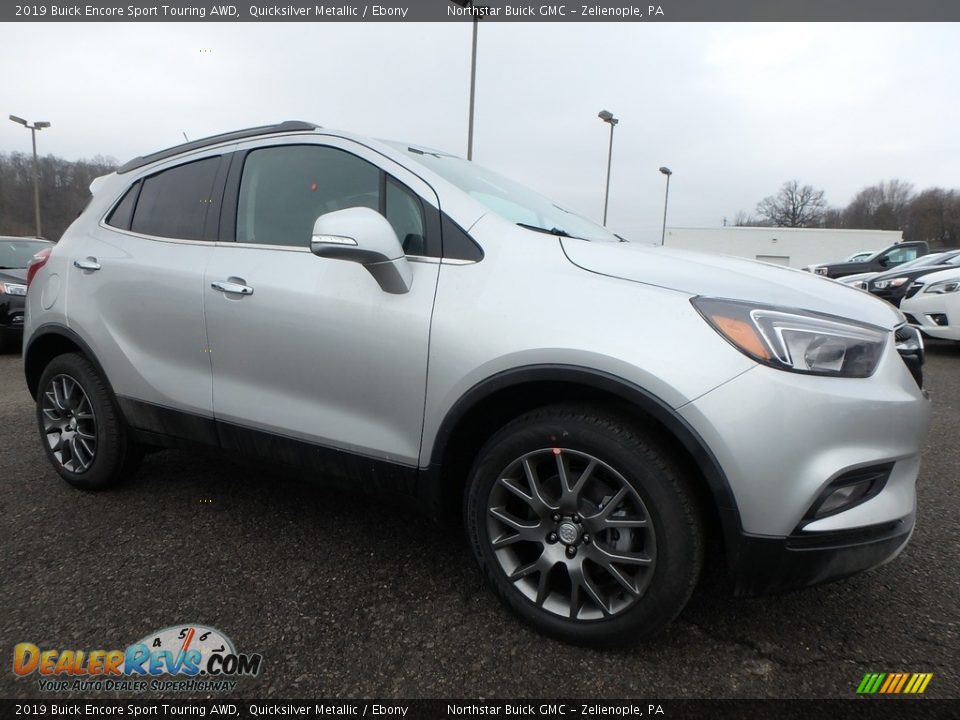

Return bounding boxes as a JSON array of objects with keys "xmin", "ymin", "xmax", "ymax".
[{"xmin": 710, "ymin": 314, "xmax": 771, "ymax": 360}]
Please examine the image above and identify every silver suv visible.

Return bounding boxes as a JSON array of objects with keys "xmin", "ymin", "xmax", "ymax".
[{"xmin": 23, "ymin": 122, "xmax": 931, "ymax": 645}]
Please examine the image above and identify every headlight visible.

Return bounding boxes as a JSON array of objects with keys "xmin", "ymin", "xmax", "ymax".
[
  {"xmin": 0, "ymin": 282, "xmax": 27, "ymax": 296},
  {"xmin": 872, "ymin": 277, "xmax": 908, "ymax": 289},
  {"xmin": 814, "ymin": 267, "xmax": 828, "ymax": 276},
  {"xmin": 692, "ymin": 298, "xmax": 888, "ymax": 378},
  {"xmin": 924, "ymin": 278, "xmax": 960, "ymax": 294}
]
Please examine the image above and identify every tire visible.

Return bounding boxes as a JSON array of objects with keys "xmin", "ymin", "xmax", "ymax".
[
  {"xmin": 464, "ymin": 405, "xmax": 704, "ymax": 646},
  {"xmin": 35, "ymin": 352, "xmax": 142, "ymax": 490}
]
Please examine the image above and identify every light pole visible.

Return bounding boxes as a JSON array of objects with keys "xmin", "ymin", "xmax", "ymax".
[
  {"xmin": 9, "ymin": 115, "xmax": 51, "ymax": 239},
  {"xmin": 449, "ymin": 0, "xmax": 487, "ymax": 160},
  {"xmin": 598, "ymin": 110, "xmax": 618, "ymax": 226},
  {"xmin": 659, "ymin": 166, "xmax": 672, "ymax": 245}
]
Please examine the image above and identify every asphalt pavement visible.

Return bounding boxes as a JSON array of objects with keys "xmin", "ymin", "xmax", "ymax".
[{"xmin": 1, "ymin": 343, "xmax": 957, "ymax": 699}]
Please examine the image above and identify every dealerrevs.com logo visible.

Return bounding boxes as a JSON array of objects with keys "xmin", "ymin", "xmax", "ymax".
[{"xmin": 13, "ymin": 624, "xmax": 263, "ymax": 693}]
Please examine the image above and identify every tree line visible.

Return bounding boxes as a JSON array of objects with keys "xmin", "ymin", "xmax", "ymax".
[
  {"xmin": 734, "ymin": 179, "xmax": 960, "ymax": 248},
  {"xmin": 0, "ymin": 152, "xmax": 117, "ymax": 240},
  {"xmin": 2, "ymin": 149, "xmax": 958, "ymax": 248}
]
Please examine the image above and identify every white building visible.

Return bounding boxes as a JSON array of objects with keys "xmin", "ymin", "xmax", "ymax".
[{"xmin": 662, "ymin": 226, "xmax": 903, "ymax": 269}]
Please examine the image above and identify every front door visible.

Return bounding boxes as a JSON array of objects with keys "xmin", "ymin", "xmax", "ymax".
[{"xmin": 204, "ymin": 139, "xmax": 440, "ymax": 468}]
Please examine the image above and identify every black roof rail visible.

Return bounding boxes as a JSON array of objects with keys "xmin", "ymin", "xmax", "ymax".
[{"xmin": 117, "ymin": 120, "xmax": 320, "ymax": 174}]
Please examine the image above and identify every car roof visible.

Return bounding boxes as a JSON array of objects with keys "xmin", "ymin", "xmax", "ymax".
[
  {"xmin": 0, "ymin": 236, "xmax": 52, "ymax": 243},
  {"xmin": 117, "ymin": 120, "xmax": 321, "ymax": 174}
]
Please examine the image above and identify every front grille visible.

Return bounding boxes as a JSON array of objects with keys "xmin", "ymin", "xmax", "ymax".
[
  {"xmin": 903, "ymin": 312, "xmax": 920, "ymax": 325},
  {"xmin": 895, "ymin": 324, "xmax": 924, "ymax": 388},
  {"xmin": 904, "ymin": 282, "xmax": 924, "ymax": 299}
]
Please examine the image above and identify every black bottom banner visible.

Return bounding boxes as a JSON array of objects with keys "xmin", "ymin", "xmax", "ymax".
[{"xmin": 1, "ymin": 699, "xmax": 957, "ymax": 720}]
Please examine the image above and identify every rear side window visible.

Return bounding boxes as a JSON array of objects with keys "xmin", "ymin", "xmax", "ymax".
[
  {"xmin": 105, "ymin": 181, "xmax": 140, "ymax": 230},
  {"xmin": 131, "ymin": 157, "xmax": 221, "ymax": 240}
]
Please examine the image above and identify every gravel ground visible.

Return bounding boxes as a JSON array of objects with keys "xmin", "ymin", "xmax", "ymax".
[{"xmin": 1, "ymin": 342, "xmax": 957, "ymax": 699}]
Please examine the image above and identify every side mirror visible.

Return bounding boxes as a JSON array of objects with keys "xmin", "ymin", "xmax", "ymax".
[
  {"xmin": 878, "ymin": 256, "xmax": 892, "ymax": 267},
  {"xmin": 310, "ymin": 207, "xmax": 413, "ymax": 294}
]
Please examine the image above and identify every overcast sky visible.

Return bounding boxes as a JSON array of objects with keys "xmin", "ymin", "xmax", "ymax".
[{"xmin": 1, "ymin": 22, "xmax": 957, "ymax": 241}]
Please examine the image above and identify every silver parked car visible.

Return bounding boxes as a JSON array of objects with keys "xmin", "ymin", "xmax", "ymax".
[{"xmin": 23, "ymin": 122, "xmax": 931, "ymax": 645}]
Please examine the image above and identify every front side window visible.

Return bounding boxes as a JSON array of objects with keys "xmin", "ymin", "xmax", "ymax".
[
  {"xmin": 883, "ymin": 247, "xmax": 919, "ymax": 265},
  {"xmin": 385, "ymin": 177, "xmax": 426, "ymax": 256},
  {"xmin": 237, "ymin": 146, "xmax": 379, "ymax": 247},
  {"xmin": 236, "ymin": 145, "xmax": 428, "ymax": 254},
  {"xmin": 130, "ymin": 157, "xmax": 221, "ymax": 240}
]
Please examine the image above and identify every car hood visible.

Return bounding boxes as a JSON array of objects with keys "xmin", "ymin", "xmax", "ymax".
[
  {"xmin": 908, "ymin": 267, "xmax": 960, "ymax": 286},
  {"xmin": 871, "ymin": 263, "xmax": 956, "ymax": 285},
  {"xmin": 0, "ymin": 268, "xmax": 27, "ymax": 284},
  {"xmin": 561, "ymin": 239, "xmax": 903, "ymax": 330}
]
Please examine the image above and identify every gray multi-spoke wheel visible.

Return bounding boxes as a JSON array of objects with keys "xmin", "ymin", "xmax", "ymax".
[
  {"xmin": 487, "ymin": 448, "xmax": 656, "ymax": 620},
  {"xmin": 466, "ymin": 405, "xmax": 704, "ymax": 646},
  {"xmin": 35, "ymin": 353, "xmax": 142, "ymax": 490},
  {"xmin": 41, "ymin": 374, "xmax": 98, "ymax": 473}
]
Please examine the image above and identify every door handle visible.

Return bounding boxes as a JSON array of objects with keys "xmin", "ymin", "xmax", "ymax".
[
  {"xmin": 74, "ymin": 258, "xmax": 101, "ymax": 271},
  {"xmin": 211, "ymin": 280, "xmax": 254, "ymax": 296}
]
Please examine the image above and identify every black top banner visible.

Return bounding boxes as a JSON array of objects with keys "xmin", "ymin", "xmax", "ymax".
[{"xmin": 5, "ymin": 0, "xmax": 960, "ymax": 22}]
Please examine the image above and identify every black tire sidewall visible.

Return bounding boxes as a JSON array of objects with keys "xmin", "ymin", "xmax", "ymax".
[{"xmin": 465, "ymin": 408, "xmax": 703, "ymax": 646}]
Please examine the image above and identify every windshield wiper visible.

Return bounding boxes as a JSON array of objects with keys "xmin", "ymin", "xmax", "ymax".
[{"xmin": 516, "ymin": 223, "xmax": 578, "ymax": 239}]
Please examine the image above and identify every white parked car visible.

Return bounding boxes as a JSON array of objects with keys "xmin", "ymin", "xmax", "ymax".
[{"xmin": 900, "ymin": 267, "xmax": 960, "ymax": 341}]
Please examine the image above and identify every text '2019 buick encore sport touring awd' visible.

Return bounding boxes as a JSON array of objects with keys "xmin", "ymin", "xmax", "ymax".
[{"xmin": 23, "ymin": 121, "xmax": 931, "ymax": 646}]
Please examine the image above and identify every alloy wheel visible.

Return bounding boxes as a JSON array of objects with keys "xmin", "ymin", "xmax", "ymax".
[
  {"xmin": 41, "ymin": 374, "xmax": 98, "ymax": 473},
  {"xmin": 486, "ymin": 448, "xmax": 657, "ymax": 621}
]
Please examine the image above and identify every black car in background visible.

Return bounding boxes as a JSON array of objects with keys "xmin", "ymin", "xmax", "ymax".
[
  {"xmin": 868, "ymin": 249, "xmax": 960, "ymax": 306},
  {"xmin": 0, "ymin": 237, "xmax": 53, "ymax": 350}
]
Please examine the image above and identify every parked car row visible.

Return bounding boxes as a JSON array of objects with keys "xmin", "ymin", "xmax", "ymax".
[
  {"xmin": 825, "ymin": 248, "xmax": 960, "ymax": 344},
  {"xmin": 0, "ymin": 236, "xmax": 54, "ymax": 350}
]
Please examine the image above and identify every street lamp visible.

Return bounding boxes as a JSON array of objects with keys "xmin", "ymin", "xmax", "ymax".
[
  {"xmin": 449, "ymin": 0, "xmax": 488, "ymax": 161},
  {"xmin": 9, "ymin": 115, "xmax": 52, "ymax": 238},
  {"xmin": 598, "ymin": 110, "xmax": 618, "ymax": 226},
  {"xmin": 659, "ymin": 166, "xmax": 672, "ymax": 245}
]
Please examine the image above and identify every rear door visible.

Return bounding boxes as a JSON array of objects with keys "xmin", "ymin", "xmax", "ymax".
[
  {"xmin": 66, "ymin": 150, "xmax": 230, "ymax": 435},
  {"xmin": 203, "ymin": 137, "xmax": 441, "ymax": 467}
]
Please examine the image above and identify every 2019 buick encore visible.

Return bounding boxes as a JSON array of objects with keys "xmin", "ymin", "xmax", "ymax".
[{"xmin": 23, "ymin": 121, "xmax": 931, "ymax": 645}]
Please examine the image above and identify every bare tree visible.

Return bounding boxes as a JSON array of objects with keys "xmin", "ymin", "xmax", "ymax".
[
  {"xmin": 905, "ymin": 188, "xmax": 960, "ymax": 247},
  {"xmin": 0, "ymin": 151, "xmax": 116, "ymax": 240},
  {"xmin": 755, "ymin": 180, "xmax": 827, "ymax": 227},
  {"xmin": 843, "ymin": 179, "xmax": 914, "ymax": 230}
]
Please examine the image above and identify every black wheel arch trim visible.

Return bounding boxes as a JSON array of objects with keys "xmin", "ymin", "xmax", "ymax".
[
  {"xmin": 24, "ymin": 323, "xmax": 116, "ymax": 402},
  {"xmin": 424, "ymin": 364, "xmax": 745, "ymax": 545}
]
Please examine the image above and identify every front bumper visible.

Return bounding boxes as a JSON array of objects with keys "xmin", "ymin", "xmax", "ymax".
[
  {"xmin": 868, "ymin": 287, "xmax": 907, "ymax": 306},
  {"xmin": 0, "ymin": 294, "xmax": 26, "ymax": 331},
  {"xmin": 902, "ymin": 292, "xmax": 960, "ymax": 341},
  {"xmin": 678, "ymin": 335, "xmax": 930, "ymax": 538},
  {"xmin": 729, "ymin": 514, "xmax": 913, "ymax": 596}
]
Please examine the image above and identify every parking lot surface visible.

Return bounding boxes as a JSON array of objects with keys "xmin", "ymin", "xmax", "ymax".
[{"xmin": 1, "ymin": 344, "xmax": 957, "ymax": 699}]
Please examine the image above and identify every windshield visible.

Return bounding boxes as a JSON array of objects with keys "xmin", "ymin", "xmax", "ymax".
[
  {"xmin": 0, "ymin": 239, "xmax": 50, "ymax": 269},
  {"xmin": 394, "ymin": 145, "xmax": 622, "ymax": 243}
]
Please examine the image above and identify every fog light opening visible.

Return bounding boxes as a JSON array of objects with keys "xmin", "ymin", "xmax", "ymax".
[
  {"xmin": 927, "ymin": 313, "xmax": 949, "ymax": 327},
  {"xmin": 802, "ymin": 464, "xmax": 893, "ymax": 525}
]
